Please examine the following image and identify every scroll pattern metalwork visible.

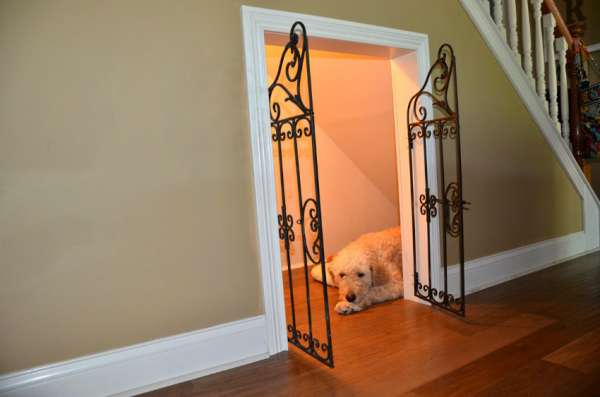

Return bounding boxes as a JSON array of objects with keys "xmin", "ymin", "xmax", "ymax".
[
  {"xmin": 300, "ymin": 198, "xmax": 322, "ymax": 265},
  {"xmin": 287, "ymin": 325, "xmax": 331, "ymax": 362},
  {"xmin": 419, "ymin": 190, "xmax": 438, "ymax": 221},
  {"xmin": 415, "ymin": 278, "xmax": 462, "ymax": 311},
  {"xmin": 444, "ymin": 182, "xmax": 470, "ymax": 238},
  {"xmin": 407, "ymin": 44, "xmax": 467, "ymax": 317},
  {"xmin": 278, "ymin": 212, "xmax": 295, "ymax": 247},
  {"xmin": 272, "ymin": 116, "xmax": 313, "ymax": 142},
  {"xmin": 407, "ymin": 45, "xmax": 456, "ymax": 130},
  {"xmin": 408, "ymin": 118, "xmax": 458, "ymax": 143},
  {"xmin": 269, "ymin": 21, "xmax": 334, "ymax": 367}
]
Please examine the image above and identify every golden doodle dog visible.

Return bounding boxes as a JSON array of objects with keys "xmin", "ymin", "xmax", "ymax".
[{"xmin": 311, "ymin": 227, "xmax": 403, "ymax": 315}]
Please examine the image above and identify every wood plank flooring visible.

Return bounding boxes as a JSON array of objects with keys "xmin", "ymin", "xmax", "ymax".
[{"xmin": 139, "ymin": 251, "xmax": 600, "ymax": 396}]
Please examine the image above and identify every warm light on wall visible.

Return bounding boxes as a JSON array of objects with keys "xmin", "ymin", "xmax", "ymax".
[{"xmin": 265, "ymin": 38, "xmax": 416, "ymax": 267}]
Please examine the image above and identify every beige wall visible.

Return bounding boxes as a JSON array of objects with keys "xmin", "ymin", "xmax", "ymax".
[{"xmin": 0, "ymin": 0, "xmax": 582, "ymax": 374}]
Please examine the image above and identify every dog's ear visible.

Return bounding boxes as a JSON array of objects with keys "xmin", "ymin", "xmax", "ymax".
[
  {"xmin": 327, "ymin": 267, "xmax": 336, "ymax": 284},
  {"xmin": 325, "ymin": 259, "xmax": 338, "ymax": 287},
  {"xmin": 369, "ymin": 262, "xmax": 390, "ymax": 287}
]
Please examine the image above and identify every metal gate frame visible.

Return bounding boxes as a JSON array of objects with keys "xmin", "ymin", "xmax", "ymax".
[
  {"xmin": 268, "ymin": 21, "xmax": 334, "ymax": 367},
  {"xmin": 406, "ymin": 44, "xmax": 469, "ymax": 316}
]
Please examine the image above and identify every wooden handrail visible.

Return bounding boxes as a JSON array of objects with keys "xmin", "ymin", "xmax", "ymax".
[{"xmin": 543, "ymin": 0, "xmax": 574, "ymax": 45}]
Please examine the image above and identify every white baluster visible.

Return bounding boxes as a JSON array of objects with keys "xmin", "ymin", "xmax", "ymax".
[
  {"xmin": 521, "ymin": 0, "xmax": 535, "ymax": 87},
  {"xmin": 507, "ymin": 0, "xmax": 521, "ymax": 65},
  {"xmin": 556, "ymin": 37, "xmax": 570, "ymax": 141},
  {"xmin": 543, "ymin": 13, "xmax": 560, "ymax": 131},
  {"xmin": 530, "ymin": 0, "xmax": 547, "ymax": 109},
  {"xmin": 492, "ymin": 0, "xmax": 507, "ymax": 40},
  {"xmin": 480, "ymin": 0, "xmax": 492, "ymax": 17}
]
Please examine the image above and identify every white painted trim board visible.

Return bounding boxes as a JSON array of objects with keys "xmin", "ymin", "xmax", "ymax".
[
  {"xmin": 447, "ymin": 231, "xmax": 595, "ymax": 296},
  {"xmin": 0, "ymin": 316, "xmax": 268, "ymax": 397}
]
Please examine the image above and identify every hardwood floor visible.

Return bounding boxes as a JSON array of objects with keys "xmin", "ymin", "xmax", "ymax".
[{"xmin": 139, "ymin": 252, "xmax": 600, "ymax": 396}]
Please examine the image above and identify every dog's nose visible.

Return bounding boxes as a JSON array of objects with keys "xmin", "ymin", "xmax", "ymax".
[{"xmin": 346, "ymin": 293, "xmax": 356, "ymax": 302}]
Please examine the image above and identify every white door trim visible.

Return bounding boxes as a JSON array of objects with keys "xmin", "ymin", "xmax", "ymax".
[{"xmin": 241, "ymin": 5, "xmax": 436, "ymax": 356}]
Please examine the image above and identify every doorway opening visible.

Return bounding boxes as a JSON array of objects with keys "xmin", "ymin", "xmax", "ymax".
[
  {"xmin": 242, "ymin": 6, "xmax": 467, "ymax": 369},
  {"xmin": 263, "ymin": 31, "xmax": 430, "ymax": 367}
]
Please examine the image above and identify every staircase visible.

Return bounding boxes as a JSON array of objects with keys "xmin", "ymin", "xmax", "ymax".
[
  {"xmin": 480, "ymin": 1, "xmax": 585, "ymax": 159},
  {"xmin": 460, "ymin": 0, "xmax": 600, "ymax": 251}
]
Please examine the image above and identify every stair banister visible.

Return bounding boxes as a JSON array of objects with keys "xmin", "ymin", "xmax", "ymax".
[
  {"xmin": 556, "ymin": 37, "xmax": 569, "ymax": 143},
  {"xmin": 507, "ymin": 0, "xmax": 521, "ymax": 64},
  {"xmin": 543, "ymin": 13, "xmax": 560, "ymax": 131},
  {"xmin": 531, "ymin": 0, "xmax": 547, "ymax": 109},
  {"xmin": 479, "ymin": 0, "xmax": 584, "ymax": 166},
  {"xmin": 521, "ymin": 0, "xmax": 535, "ymax": 87},
  {"xmin": 542, "ymin": 0, "xmax": 583, "ymax": 165},
  {"xmin": 492, "ymin": 0, "xmax": 507, "ymax": 40},
  {"xmin": 542, "ymin": 0, "xmax": 573, "ymax": 45}
]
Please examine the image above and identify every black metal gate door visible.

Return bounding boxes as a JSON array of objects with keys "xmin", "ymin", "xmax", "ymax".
[
  {"xmin": 406, "ymin": 44, "xmax": 470, "ymax": 316},
  {"xmin": 268, "ymin": 22, "xmax": 334, "ymax": 367}
]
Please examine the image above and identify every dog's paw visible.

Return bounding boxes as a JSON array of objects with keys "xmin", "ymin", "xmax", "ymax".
[{"xmin": 335, "ymin": 301, "xmax": 361, "ymax": 315}]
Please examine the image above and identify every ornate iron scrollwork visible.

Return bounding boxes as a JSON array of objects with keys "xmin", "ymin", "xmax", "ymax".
[
  {"xmin": 272, "ymin": 116, "xmax": 313, "ymax": 142},
  {"xmin": 269, "ymin": 23, "xmax": 312, "ymax": 135},
  {"xmin": 407, "ymin": 44, "xmax": 456, "ymax": 131},
  {"xmin": 415, "ymin": 278, "xmax": 461, "ymax": 310},
  {"xmin": 406, "ymin": 44, "xmax": 467, "ymax": 317},
  {"xmin": 444, "ymin": 182, "xmax": 470, "ymax": 238},
  {"xmin": 287, "ymin": 324, "xmax": 331, "ymax": 364},
  {"xmin": 419, "ymin": 190, "xmax": 438, "ymax": 221},
  {"xmin": 277, "ymin": 212, "xmax": 295, "ymax": 246},
  {"xmin": 299, "ymin": 198, "xmax": 322, "ymax": 265},
  {"xmin": 409, "ymin": 119, "xmax": 458, "ymax": 144},
  {"xmin": 269, "ymin": 22, "xmax": 334, "ymax": 367}
]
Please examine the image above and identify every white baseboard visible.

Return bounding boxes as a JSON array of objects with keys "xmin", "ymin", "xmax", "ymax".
[
  {"xmin": 0, "ymin": 316, "xmax": 269, "ymax": 397},
  {"xmin": 285, "ymin": 232, "xmax": 595, "ymax": 297},
  {"xmin": 448, "ymin": 231, "xmax": 594, "ymax": 296}
]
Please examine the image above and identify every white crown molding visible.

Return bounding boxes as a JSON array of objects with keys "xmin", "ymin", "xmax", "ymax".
[
  {"xmin": 0, "ymin": 316, "xmax": 268, "ymax": 397},
  {"xmin": 460, "ymin": 0, "xmax": 600, "ymax": 253}
]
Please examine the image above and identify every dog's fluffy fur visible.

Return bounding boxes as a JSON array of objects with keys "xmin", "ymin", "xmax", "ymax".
[{"xmin": 311, "ymin": 226, "xmax": 403, "ymax": 315}]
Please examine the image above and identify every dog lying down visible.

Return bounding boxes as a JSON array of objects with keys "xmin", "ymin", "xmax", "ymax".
[{"xmin": 311, "ymin": 226, "xmax": 403, "ymax": 315}]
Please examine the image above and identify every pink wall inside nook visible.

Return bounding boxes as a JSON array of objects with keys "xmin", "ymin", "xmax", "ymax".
[{"xmin": 265, "ymin": 39, "xmax": 404, "ymax": 267}]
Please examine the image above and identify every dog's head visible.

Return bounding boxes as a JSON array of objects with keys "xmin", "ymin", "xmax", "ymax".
[{"xmin": 328, "ymin": 252, "xmax": 388, "ymax": 305}]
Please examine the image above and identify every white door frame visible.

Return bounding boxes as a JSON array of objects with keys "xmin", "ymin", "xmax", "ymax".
[{"xmin": 241, "ymin": 5, "xmax": 442, "ymax": 356}]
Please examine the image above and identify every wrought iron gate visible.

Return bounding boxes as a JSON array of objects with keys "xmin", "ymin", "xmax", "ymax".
[
  {"xmin": 406, "ymin": 44, "xmax": 469, "ymax": 316},
  {"xmin": 269, "ymin": 22, "xmax": 334, "ymax": 367}
]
